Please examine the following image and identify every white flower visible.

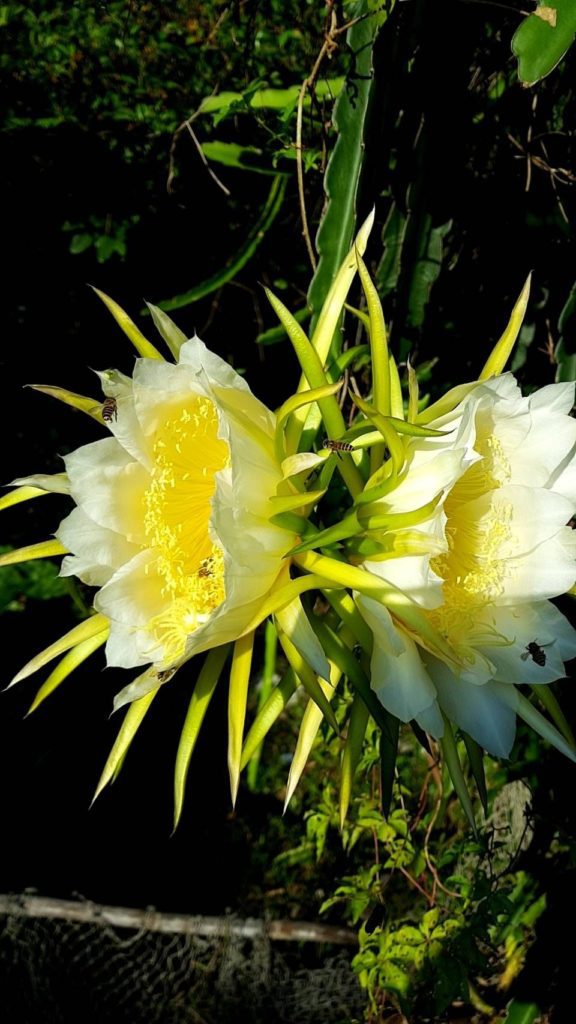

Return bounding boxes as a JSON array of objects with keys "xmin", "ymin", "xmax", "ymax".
[
  {"xmin": 358, "ymin": 374, "xmax": 576, "ymax": 757},
  {"xmin": 56, "ymin": 336, "xmax": 293, "ymax": 671}
]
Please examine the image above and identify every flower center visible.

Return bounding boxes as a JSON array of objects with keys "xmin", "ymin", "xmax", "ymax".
[
  {"xmin": 142, "ymin": 396, "xmax": 230, "ymax": 662},
  {"xmin": 428, "ymin": 430, "xmax": 512, "ymax": 654}
]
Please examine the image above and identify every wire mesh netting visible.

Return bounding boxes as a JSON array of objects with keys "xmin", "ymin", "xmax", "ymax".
[{"xmin": 0, "ymin": 895, "xmax": 364, "ymax": 1024}]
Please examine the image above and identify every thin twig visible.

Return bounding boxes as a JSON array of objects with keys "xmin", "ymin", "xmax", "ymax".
[{"xmin": 167, "ymin": 98, "xmax": 231, "ymax": 197}]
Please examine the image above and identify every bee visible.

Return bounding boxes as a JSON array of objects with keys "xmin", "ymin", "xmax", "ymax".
[
  {"xmin": 101, "ymin": 397, "xmax": 118, "ymax": 423},
  {"xmin": 157, "ymin": 667, "xmax": 176, "ymax": 684},
  {"xmin": 198, "ymin": 559, "xmax": 214, "ymax": 579},
  {"xmin": 521, "ymin": 640, "xmax": 553, "ymax": 667},
  {"xmin": 322, "ymin": 438, "xmax": 354, "ymax": 459}
]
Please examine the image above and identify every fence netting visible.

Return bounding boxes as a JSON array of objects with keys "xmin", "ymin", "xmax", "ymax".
[{"xmin": 0, "ymin": 895, "xmax": 363, "ymax": 1024}]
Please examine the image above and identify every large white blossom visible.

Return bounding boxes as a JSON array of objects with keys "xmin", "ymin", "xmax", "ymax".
[
  {"xmin": 56, "ymin": 337, "xmax": 293, "ymax": 671},
  {"xmin": 358, "ymin": 374, "xmax": 576, "ymax": 756}
]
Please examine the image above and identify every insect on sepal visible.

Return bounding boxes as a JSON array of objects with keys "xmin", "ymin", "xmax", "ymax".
[{"xmin": 322, "ymin": 438, "xmax": 355, "ymax": 460}]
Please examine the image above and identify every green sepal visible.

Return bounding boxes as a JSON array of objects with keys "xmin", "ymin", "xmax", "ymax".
[
  {"xmin": 461, "ymin": 731, "xmax": 488, "ymax": 815},
  {"xmin": 380, "ymin": 712, "xmax": 400, "ymax": 818},
  {"xmin": 340, "ymin": 693, "xmax": 370, "ymax": 829},
  {"xmin": 440, "ymin": 716, "xmax": 478, "ymax": 836},
  {"xmin": 241, "ymin": 669, "xmax": 298, "ymax": 769}
]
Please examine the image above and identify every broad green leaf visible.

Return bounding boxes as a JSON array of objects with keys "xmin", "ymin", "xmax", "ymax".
[
  {"xmin": 199, "ymin": 78, "xmax": 344, "ymax": 116},
  {"xmin": 158, "ymin": 176, "xmax": 286, "ymax": 312},
  {"xmin": 503, "ymin": 1000, "xmax": 541, "ymax": 1024},
  {"xmin": 512, "ymin": 1, "xmax": 576, "ymax": 85},
  {"xmin": 173, "ymin": 645, "xmax": 230, "ymax": 829},
  {"xmin": 227, "ymin": 630, "xmax": 255, "ymax": 806}
]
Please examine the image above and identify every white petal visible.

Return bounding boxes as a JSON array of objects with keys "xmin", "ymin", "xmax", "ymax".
[
  {"xmin": 480, "ymin": 603, "xmax": 576, "ymax": 684},
  {"xmin": 499, "ymin": 531, "xmax": 576, "ymax": 604},
  {"xmin": 57, "ymin": 506, "xmax": 139, "ymax": 587},
  {"xmin": 425, "ymin": 657, "xmax": 517, "ymax": 757},
  {"xmin": 63, "ymin": 438, "xmax": 150, "ymax": 543},
  {"xmin": 11, "ymin": 473, "xmax": 71, "ymax": 495},
  {"xmin": 415, "ymin": 699, "xmax": 444, "ymax": 738},
  {"xmin": 357, "ymin": 595, "xmax": 437, "ymax": 721},
  {"xmin": 529, "ymin": 381, "xmax": 575, "ymax": 416}
]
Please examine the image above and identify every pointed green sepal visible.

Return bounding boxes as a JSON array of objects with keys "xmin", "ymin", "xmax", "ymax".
[
  {"xmin": 173, "ymin": 645, "xmax": 231, "ymax": 830},
  {"xmin": 91, "ymin": 287, "xmax": 164, "ymax": 360},
  {"xmin": 28, "ymin": 384, "xmax": 104, "ymax": 422},
  {"xmin": 28, "ymin": 632, "xmax": 107, "ymax": 715},
  {"xmin": 228, "ymin": 630, "xmax": 255, "ymax": 807},
  {"xmin": 479, "ymin": 275, "xmax": 532, "ymax": 380},
  {"xmin": 145, "ymin": 302, "xmax": 188, "ymax": 360},
  {"xmin": 0, "ymin": 539, "xmax": 68, "ymax": 568},
  {"xmin": 340, "ymin": 693, "xmax": 370, "ymax": 829},
  {"xmin": 240, "ymin": 669, "xmax": 298, "ymax": 769},
  {"xmin": 440, "ymin": 716, "xmax": 478, "ymax": 835},
  {"xmin": 461, "ymin": 732, "xmax": 488, "ymax": 814},
  {"xmin": 379, "ymin": 713, "xmax": 400, "ymax": 819},
  {"xmin": 276, "ymin": 629, "xmax": 339, "ymax": 735},
  {"xmin": 92, "ymin": 687, "xmax": 158, "ymax": 804}
]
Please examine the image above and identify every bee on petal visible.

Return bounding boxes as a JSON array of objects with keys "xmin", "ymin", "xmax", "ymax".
[
  {"xmin": 521, "ymin": 640, "xmax": 554, "ymax": 667},
  {"xmin": 101, "ymin": 397, "xmax": 118, "ymax": 423}
]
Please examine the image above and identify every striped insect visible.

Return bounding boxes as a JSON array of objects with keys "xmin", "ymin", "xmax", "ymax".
[
  {"xmin": 101, "ymin": 397, "xmax": 118, "ymax": 423},
  {"xmin": 521, "ymin": 640, "xmax": 553, "ymax": 667},
  {"xmin": 322, "ymin": 438, "xmax": 354, "ymax": 460}
]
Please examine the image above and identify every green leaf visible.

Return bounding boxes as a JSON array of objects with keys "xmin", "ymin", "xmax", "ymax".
[
  {"xmin": 503, "ymin": 1000, "xmax": 541, "ymax": 1024},
  {"xmin": 555, "ymin": 281, "xmax": 576, "ymax": 382},
  {"xmin": 512, "ymin": 1, "xmax": 576, "ymax": 85},
  {"xmin": 307, "ymin": 2, "xmax": 388, "ymax": 332},
  {"xmin": 157, "ymin": 176, "xmax": 287, "ymax": 312}
]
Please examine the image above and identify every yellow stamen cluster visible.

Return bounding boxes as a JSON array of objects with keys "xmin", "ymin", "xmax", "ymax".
[
  {"xmin": 429, "ymin": 429, "xmax": 512, "ymax": 653},
  {"xmin": 142, "ymin": 397, "xmax": 229, "ymax": 662}
]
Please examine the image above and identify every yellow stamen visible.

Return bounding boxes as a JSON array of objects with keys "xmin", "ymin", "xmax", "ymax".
[
  {"xmin": 428, "ymin": 428, "xmax": 513, "ymax": 656},
  {"xmin": 142, "ymin": 397, "xmax": 229, "ymax": 662}
]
